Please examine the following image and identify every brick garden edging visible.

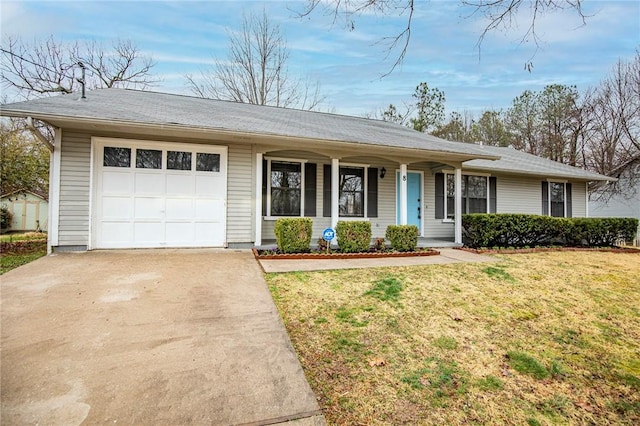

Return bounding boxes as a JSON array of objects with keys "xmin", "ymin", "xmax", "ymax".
[
  {"xmin": 456, "ymin": 246, "xmax": 639, "ymax": 255},
  {"xmin": 253, "ymin": 248, "xmax": 439, "ymax": 260}
]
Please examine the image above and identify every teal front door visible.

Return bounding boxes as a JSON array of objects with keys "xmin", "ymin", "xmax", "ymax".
[{"xmin": 396, "ymin": 171, "xmax": 422, "ymax": 233}]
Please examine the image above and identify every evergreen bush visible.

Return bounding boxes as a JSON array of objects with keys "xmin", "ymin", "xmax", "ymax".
[
  {"xmin": 462, "ymin": 214, "xmax": 638, "ymax": 248},
  {"xmin": 274, "ymin": 218, "xmax": 313, "ymax": 253},
  {"xmin": 385, "ymin": 225, "xmax": 419, "ymax": 252},
  {"xmin": 336, "ymin": 221, "xmax": 371, "ymax": 253}
]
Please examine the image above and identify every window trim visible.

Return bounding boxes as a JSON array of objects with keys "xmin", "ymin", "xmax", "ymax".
[
  {"xmin": 338, "ymin": 163, "xmax": 369, "ymax": 218},
  {"xmin": 442, "ymin": 172, "xmax": 491, "ymax": 222},
  {"xmin": 265, "ymin": 157, "xmax": 307, "ymax": 218},
  {"xmin": 547, "ymin": 179, "xmax": 567, "ymax": 218}
]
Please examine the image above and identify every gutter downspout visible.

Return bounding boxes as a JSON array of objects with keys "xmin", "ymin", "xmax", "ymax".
[{"xmin": 26, "ymin": 117, "xmax": 54, "ymax": 152}]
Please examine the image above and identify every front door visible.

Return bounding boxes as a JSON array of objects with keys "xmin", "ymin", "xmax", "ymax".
[{"xmin": 396, "ymin": 171, "xmax": 422, "ymax": 234}]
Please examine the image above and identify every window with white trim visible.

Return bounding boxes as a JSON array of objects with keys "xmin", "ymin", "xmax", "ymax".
[
  {"xmin": 339, "ymin": 166, "xmax": 365, "ymax": 217},
  {"xmin": 444, "ymin": 174, "xmax": 489, "ymax": 219},
  {"xmin": 550, "ymin": 182, "xmax": 565, "ymax": 217},
  {"xmin": 268, "ymin": 160, "xmax": 303, "ymax": 216}
]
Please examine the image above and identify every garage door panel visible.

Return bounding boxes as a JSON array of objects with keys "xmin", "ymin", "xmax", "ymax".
[
  {"xmin": 134, "ymin": 197, "xmax": 164, "ymax": 219},
  {"xmin": 102, "ymin": 196, "xmax": 132, "ymax": 219},
  {"xmin": 102, "ymin": 171, "xmax": 132, "ymax": 193},
  {"xmin": 165, "ymin": 198, "xmax": 194, "ymax": 220},
  {"xmin": 166, "ymin": 222, "xmax": 195, "ymax": 244},
  {"xmin": 195, "ymin": 199, "xmax": 224, "ymax": 220},
  {"xmin": 135, "ymin": 173, "xmax": 165, "ymax": 194},
  {"xmin": 134, "ymin": 222, "xmax": 164, "ymax": 244},
  {"xmin": 94, "ymin": 140, "xmax": 226, "ymax": 249},
  {"xmin": 195, "ymin": 222, "xmax": 224, "ymax": 244},
  {"xmin": 166, "ymin": 174, "xmax": 194, "ymax": 195},
  {"xmin": 195, "ymin": 175, "xmax": 224, "ymax": 196},
  {"xmin": 101, "ymin": 222, "xmax": 133, "ymax": 244}
]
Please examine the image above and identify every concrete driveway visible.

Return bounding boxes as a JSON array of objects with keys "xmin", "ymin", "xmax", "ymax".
[{"xmin": 1, "ymin": 249, "xmax": 324, "ymax": 425}]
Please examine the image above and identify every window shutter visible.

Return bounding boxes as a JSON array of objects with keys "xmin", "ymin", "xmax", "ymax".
[
  {"xmin": 489, "ymin": 177, "xmax": 497, "ymax": 213},
  {"xmin": 262, "ymin": 158, "xmax": 268, "ymax": 216},
  {"xmin": 566, "ymin": 183, "xmax": 572, "ymax": 218},
  {"xmin": 323, "ymin": 164, "xmax": 332, "ymax": 217},
  {"xmin": 304, "ymin": 163, "xmax": 317, "ymax": 217},
  {"xmin": 435, "ymin": 172, "xmax": 444, "ymax": 219},
  {"xmin": 367, "ymin": 168, "xmax": 378, "ymax": 218},
  {"xmin": 542, "ymin": 181, "xmax": 549, "ymax": 215}
]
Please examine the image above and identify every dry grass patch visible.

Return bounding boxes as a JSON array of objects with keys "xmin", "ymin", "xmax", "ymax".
[{"xmin": 266, "ymin": 252, "xmax": 640, "ymax": 425}]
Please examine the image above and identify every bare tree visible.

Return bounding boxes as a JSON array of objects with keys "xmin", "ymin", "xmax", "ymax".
[
  {"xmin": 581, "ymin": 53, "xmax": 640, "ymax": 200},
  {"xmin": 297, "ymin": 0, "xmax": 586, "ymax": 74},
  {"xmin": 1, "ymin": 35, "xmax": 158, "ymax": 192},
  {"xmin": 186, "ymin": 10, "xmax": 324, "ymax": 110},
  {"xmin": 464, "ymin": 0, "xmax": 586, "ymax": 71},
  {"xmin": 1, "ymin": 36, "xmax": 157, "ymax": 100}
]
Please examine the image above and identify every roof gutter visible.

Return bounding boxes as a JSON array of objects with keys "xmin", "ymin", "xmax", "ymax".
[{"xmin": 26, "ymin": 117, "xmax": 54, "ymax": 152}]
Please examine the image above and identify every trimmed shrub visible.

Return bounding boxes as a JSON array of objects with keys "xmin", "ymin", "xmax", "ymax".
[
  {"xmin": 274, "ymin": 218, "xmax": 313, "ymax": 253},
  {"xmin": 336, "ymin": 221, "xmax": 371, "ymax": 253},
  {"xmin": 462, "ymin": 214, "xmax": 638, "ymax": 248},
  {"xmin": 566, "ymin": 217, "xmax": 639, "ymax": 247},
  {"xmin": 386, "ymin": 225, "xmax": 419, "ymax": 252}
]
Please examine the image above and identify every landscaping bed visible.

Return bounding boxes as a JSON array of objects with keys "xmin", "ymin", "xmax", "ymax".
[{"xmin": 253, "ymin": 247, "xmax": 439, "ymax": 260}]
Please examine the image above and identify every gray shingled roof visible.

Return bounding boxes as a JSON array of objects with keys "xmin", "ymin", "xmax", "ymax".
[
  {"xmin": 464, "ymin": 145, "xmax": 615, "ymax": 181},
  {"xmin": 0, "ymin": 88, "xmax": 494, "ymax": 159},
  {"xmin": 1, "ymin": 88, "xmax": 613, "ymax": 181}
]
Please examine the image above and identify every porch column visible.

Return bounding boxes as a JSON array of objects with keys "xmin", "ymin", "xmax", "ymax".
[
  {"xmin": 331, "ymin": 158, "xmax": 340, "ymax": 241},
  {"xmin": 454, "ymin": 167, "xmax": 462, "ymax": 245},
  {"xmin": 399, "ymin": 163, "xmax": 408, "ymax": 225},
  {"xmin": 48, "ymin": 128, "xmax": 62, "ymax": 253},
  {"xmin": 254, "ymin": 152, "xmax": 263, "ymax": 247}
]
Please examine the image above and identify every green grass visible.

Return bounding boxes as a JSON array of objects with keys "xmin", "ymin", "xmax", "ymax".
[
  {"xmin": 482, "ymin": 265, "xmax": 516, "ymax": 283},
  {"xmin": 433, "ymin": 335, "xmax": 458, "ymax": 350},
  {"xmin": 267, "ymin": 251, "xmax": 640, "ymax": 425},
  {"xmin": 0, "ymin": 251, "xmax": 46, "ymax": 274},
  {"xmin": 363, "ymin": 275, "xmax": 403, "ymax": 302},
  {"xmin": 506, "ymin": 351, "xmax": 550, "ymax": 380}
]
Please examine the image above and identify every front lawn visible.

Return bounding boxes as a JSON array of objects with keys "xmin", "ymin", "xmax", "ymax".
[{"xmin": 267, "ymin": 252, "xmax": 640, "ymax": 425}]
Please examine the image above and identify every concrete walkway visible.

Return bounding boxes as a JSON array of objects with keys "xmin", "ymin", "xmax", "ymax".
[
  {"xmin": 259, "ymin": 248, "xmax": 498, "ymax": 273},
  {"xmin": 1, "ymin": 249, "xmax": 324, "ymax": 425}
]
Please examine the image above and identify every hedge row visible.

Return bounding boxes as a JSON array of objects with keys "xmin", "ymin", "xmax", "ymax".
[
  {"xmin": 462, "ymin": 214, "xmax": 638, "ymax": 248},
  {"xmin": 273, "ymin": 219, "xmax": 419, "ymax": 253}
]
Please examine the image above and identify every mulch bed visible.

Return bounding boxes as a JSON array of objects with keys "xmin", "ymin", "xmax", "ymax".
[
  {"xmin": 457, "ymin": 246, "xmax": 639, "ymax": 255},
  {"xmin": 0, "ymin": 239, "xmax": 47, "ymax": 255},
  {"xmin": 253, "ymin": 248, "xmax": 440, "ymax": 260}
]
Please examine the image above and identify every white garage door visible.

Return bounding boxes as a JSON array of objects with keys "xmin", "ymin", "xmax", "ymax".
[{"xmin": 92, "ymin": 138, "xmax": 227, "ymax": 249}]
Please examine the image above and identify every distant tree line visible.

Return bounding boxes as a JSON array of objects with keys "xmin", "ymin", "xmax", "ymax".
[{"xmin": 377, "ymin": 52, "xmax": 640, "ymax": 200}]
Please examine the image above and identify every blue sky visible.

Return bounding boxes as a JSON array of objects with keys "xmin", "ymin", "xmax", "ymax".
[{"xmin": 1, "ymin": 0, "xmax": 639, "ymax": 117}]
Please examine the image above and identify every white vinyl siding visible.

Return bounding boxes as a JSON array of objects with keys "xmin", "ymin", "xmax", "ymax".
[
  {"xmin": 58, "ymin": 131, "xmax": 91, "ymax": 247},
  {"xmin": 571, "ymin": 181, "xmax": 587, "ymax": 217},
  {"xmin": 496, "ymin": 175, "xmax": 541, "ymax": 214},
  {"xmin": 227, "ymin": 144, "xmax": 252, "ymax": 243}
]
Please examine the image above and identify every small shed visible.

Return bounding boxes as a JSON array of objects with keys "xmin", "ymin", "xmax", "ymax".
[{"xmin": 1, "ymin": 190, "xmax": 48, "ymax": 232}]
